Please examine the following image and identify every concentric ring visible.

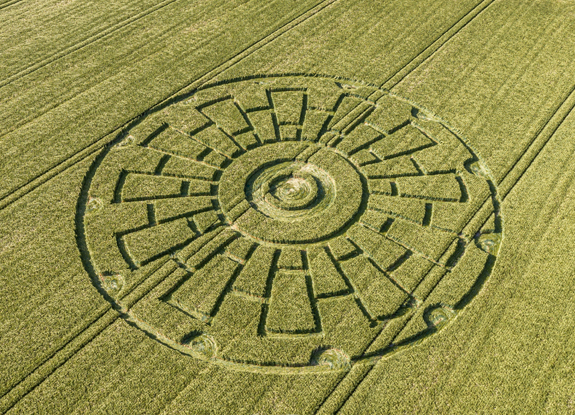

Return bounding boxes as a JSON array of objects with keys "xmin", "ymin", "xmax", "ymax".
[
  {"xmin": 254, "ymin": 163, "xmax": 322, "ymax": 213},
  {"xmin": 77, "ymin": 74, "xmax": 503, "ymax": 373},
  {"xmin": 219, "ymin": 142, "xmax": 364, "ymax": 244}
]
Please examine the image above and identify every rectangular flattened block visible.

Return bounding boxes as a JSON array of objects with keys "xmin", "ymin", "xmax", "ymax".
[
  {"xmin": 360, "ymin": 209, "xmax": 393, "ymax": 233},
  {"xmin": 277, "ymin": 247, "xmax": 303, "ymax": 270},
  {"xmin": 231, "ymin": 83, "xmax": 270, "ymax": 111},
  {"xmin": 233, "ymin": 245, "xmax": 276, "ymax": 298},
  {"xmin": 121, "ymin": 174, "xmax": 186, "ymax": 201},
  {"xmin": 202, "ymin": 151, "xmax": 227, "ymax": 168},
  {"xmin": 328, "ymin": 96, "xmax": 370, "ymax": 131},
  {"xmin": 337, "ymin": 123, "xmax": 382, "ymax": 155},
  {"xmin": 409, "ymin": 119, "xmax": 460, "ymax": 146},
  {"xmin": 127, "ymin": 114, "xmax": 167, "ymax": 146},
  {"xmin": 368, "ymin": 194, "xmax": 428, "ymax": 224},
  {"xmin": 428, "ymin": 201, "xmax": 468, "ymax": 232},
  {"xmin": 90, "ymin": 146, "xmax": 167, "ymax": 201},
  {"xmin": 369, "ymin": 178, "xmax": 395, "ymax": 195},
  {"xmin": 272, "ymin": 90, "xmax": 305, "ymax": 125},
  {"xmin": 390, "ymin": 253, "xmax": 434, "ymax": 293},
  {"xmin": 295, "ymin": 145, "xmax": 321, "ymax": 162},
  {"xmin": 302, "ymin": 110, "xmax": 331, "ymax": 141},
  {"xmin": 123, "ymin": 218, "xmax": 195, "ymax": 265},
  {"xmin": 266, "ymin": 270, "xmax": 315, "ymax": 333},
  {"xmin": 154, "ymin": 196, "xmax": 213, "ymax": 222},
  {"xmin": 370, "ymin": 124, "xmax": 435, "ymax": 160},
  {"xmin": 85, "ymin": 203, "xmax": 152, "ymax": 273},
  {"xmin": 427, "ymin": 243, "xmax": 490, "ymax": 307},
  {"xmin": 308, "ymin": 247, "xmax": 349, "ymax": 296},
  {"xmin": 160, "ymin": 156, "xmax": 219, "ymax": 180},
  {"xmin": 365, "ymin": 96, "xmax": 412, "ymax": 134},
  {"xmin": 224, "ymin": 237, "xmax": 255, "ymax": 263},
  {"xmin": 328, "ymin": 236, "xmax": 358, "ymax": 261},
  {"xmin": 307, "ymin": 143, "xmax": 353, "ymax": 172},
  {"xmin": 396, "ymin": 174, "xmax": 462, "ymax": 202},
  {"xmin": 317, "ymin": 296, "xmax": 380, "ymax": 356},
  {"xmin": 340, "ymin": 256, "xmax": 408, "ymax": 318},
  {"xmin": 246, "ymin": 110, "xmax": 278, "ymax": 143},
  {"xmin": 162, "ymin": 104, "xmax": 211, "ymax": 133},
  {"xmin": 192, "ymin": 210, "xmax": 220, "ymax": 234},
  {"xmin": 147, "ymin": 127, "xmax": 209, "ymax": 161},
  {"xmin": 186, "ymin": 179, "xmax": 213, "ymax": 196},
  {"xmin": 199, "ymin": 99, "xmax": 250, "ymax": 135},
  {"xmin": 306, "ymin": 81, "xmax": 343, "ymax": 111},
  {"xmin": 347, "ymin": 224, "xmax": 408, "ymax": 271},
  {"xmin": 226, "ymin": 199, "xmax": 250, "ymax": 223},
  {"xmin": 185, "ymin": 228, "xmax": 237, "ymax": 269},
  {"xmin": 410, "ymin": 143, "xmax": 470, "ymax": 174},
  {"xmin": 387, "ymin": 219, "xmax": 457, "ymax": 262},
  {"xmin": 175, "ymin": 227, "xmax": 224, "ymax": 262},
  {"xmin": 170, "ymin": 254, "xmax": 239, "ymax": 318},
  {"xmin": 131, "ymin": 267, "xmax": 207, "ymax": 340},
  {"xmin": 233, "ymin": 131, "xmax": 259, "ymax": 150},
  {"xmin": 92, "ymin": 202, "xmax": 150, "ymax": 234},
  {"xmin": 279, "ymin": 124, "xmax": 299, "ymax": 140},
  {"xmin": 361, "ymin": 157, "xmax": 420, "ymax": 177},
  {"xmin": 211, "ymin": 294, "xmax": 262, "ymax": 341},
  {"xmin": 193, "ymin": 125, "xmax": 242, "ymax": 158},
  {"xmin": 350, "ymin": 149, "xmax": 379, "ymax": 166}
]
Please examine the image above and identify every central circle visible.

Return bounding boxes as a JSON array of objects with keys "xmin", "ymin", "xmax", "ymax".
[
  {"xmin": 268, "ymin": 173, "xmax": 316, "ymax": 209},
  {"xmin": 248, "ymin": 161, "xmax": 335, "ymax": 219},
  {"xmin": 218, "ymin": 142, "xmax": 365, "ymax": 245}
]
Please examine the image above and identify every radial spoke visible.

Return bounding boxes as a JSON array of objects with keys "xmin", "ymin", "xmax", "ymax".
[
  {"xmin": 339, "ymin": 255, "xmax": 409, "ymax": 319},
  {"xmin": 266, "ymin": 270, "xmax": 317, "ymax": 334},
  {"xmin": 308, "ymin": 247, "xmax": 349, "ymax": 297},
  {"xmin": 168, "ymin": 254, "xmax": 240, "ymax": 321},
  {"xmin": 121, "ymin": 218, "xmax": 195, "ymax": 267},
  {"xmin": 233, "ymin": 245, "xmax": 276, "ymax": 298}
]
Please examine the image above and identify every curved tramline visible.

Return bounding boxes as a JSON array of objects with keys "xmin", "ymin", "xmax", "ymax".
[{"xmin": 77, "ymin": 74, "xmax": 503, "ymax": 373}]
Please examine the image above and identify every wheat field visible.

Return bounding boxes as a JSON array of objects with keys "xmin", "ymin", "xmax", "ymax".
[{"xmin": 1, "ymin": 0, "xmax": 575, "ymax": 413}]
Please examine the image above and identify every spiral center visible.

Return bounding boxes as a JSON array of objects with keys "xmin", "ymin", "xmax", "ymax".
[
  {"xmin": 218, "ymin": 142, "xmax": 364, "ymax": 244},
  {"xmin": 248, "ymin": 161, "xmax": 333, "ymax": 220},
  {"xmin": 265, "ymin": 171, "xmax": 318, "ymax": 211}
]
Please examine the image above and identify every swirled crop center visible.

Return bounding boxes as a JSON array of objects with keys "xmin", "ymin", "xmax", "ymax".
[
  {"xmin": 219, "ymin": 142, "xmax": 364, "ymax": 245},
  {"xmin": 249, "ymin": 161, "xmax": 333, "ymax": 217}
]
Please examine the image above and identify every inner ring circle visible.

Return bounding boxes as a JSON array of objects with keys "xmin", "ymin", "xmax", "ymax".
[
  {"xmin": 218, "ymin": 142, "xmax": 365, "ymax": 245},
  {"xmin": 248, "ymin": 161, "xmax": 335, "ymax": 219}
]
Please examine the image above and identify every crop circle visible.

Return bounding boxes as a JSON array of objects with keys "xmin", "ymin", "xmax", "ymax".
[{"xmin": 77, "ymin": 74, "xmax": 503, "ymax": 373}]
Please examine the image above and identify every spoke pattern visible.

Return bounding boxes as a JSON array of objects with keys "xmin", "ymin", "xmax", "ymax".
[{"xmin": 80, "ymin": 75, "xmax": 501, "ymax": 371}]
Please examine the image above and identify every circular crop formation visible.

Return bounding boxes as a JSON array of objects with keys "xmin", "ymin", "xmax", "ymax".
[
  {"xmin": 219, "ymin": 141, "xmax": 363, "ymax": 244},
  {"xmin": 78, "ymin": 75, "xmax": 503, "ymax": 373}
]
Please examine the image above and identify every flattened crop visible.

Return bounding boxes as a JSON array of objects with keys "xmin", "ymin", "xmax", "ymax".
[{"xmin": 78, "ymin": 75, "xmax": 503, "ymax": 372}]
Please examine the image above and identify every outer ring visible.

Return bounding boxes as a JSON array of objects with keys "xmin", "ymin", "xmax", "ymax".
[{"xmin": 76, "ymin": 74, "xmax": 503, "ymax": 373}]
